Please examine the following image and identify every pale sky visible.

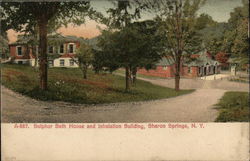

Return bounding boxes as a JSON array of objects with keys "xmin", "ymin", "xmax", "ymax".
[{"xmin": 7, "ymin": 0, "xmax": 243, "ymax": 43}]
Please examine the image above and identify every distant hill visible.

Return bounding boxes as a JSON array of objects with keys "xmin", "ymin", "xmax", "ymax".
[{"xmin": 199, "ymin": 22, "xmax": 229, "ymax": 41}]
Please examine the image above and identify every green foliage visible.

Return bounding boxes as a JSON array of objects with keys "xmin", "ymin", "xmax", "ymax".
[
  {"xmin": 195, "ymin": 13, "xmax": 217, "ymax": 30},
  {"xmin": 199, "ymin": 0, "xmax": 249, "ymax": 66},
  {"xmin": 1, "ymin": 2, "xmax": 91, "ymax": 33},
  {"xmin": 199, "ymin": 23, "xmax": 228, "ymax": 57},
  {"xmin": 0, "ymin": 34, "xmax": 9, "ymax": 58},
  {"xmin": 216, "ymin": 92, "xmax": 249, "ymax": 122},
  {"xmin": 222, "ymin": 0, "xmax": 249, "ymax": 67},
  {"xmin": 76, "ymin": 42, "xmax": 94, "ymax": 65},
  {"xmin": 144, "ymin": 0, "xmax": 205, "ymax": 90},
  {"xmin": 103, "ymin": 1, "xmax": 145, "ymax": 29},
  {"xmin": 97, "ymin": 20, "xmax": 164, "ymax": 72},
  {"xmin": 1, "ymin": 64, "xmax": 193, "ymax": 104},
  {"xmin": 76, "ymin": 41, "xmax": 94, "ymax": 79}
]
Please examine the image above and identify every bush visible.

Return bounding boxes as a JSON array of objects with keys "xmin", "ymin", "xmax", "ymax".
[{"xmin": 216, "ymin": 92, "xmax": 249, "ymax": 122}]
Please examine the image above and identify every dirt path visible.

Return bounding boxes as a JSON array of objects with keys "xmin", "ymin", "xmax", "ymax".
[
  {"xmin": 138, "ymin": 76, "xmax": 248, "ymax": 91},
  {"xmin": 2, "ymin": 80, "xmax": 227, "ymax": 122}
]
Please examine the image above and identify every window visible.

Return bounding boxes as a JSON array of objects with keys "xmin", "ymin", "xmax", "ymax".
[
  {"xmin": 18, "ymin": 61, "xmax": 23, "ymax": 64},
  {"xmin": 188, "ymin": 67, "xmax": 192, "ymax": 73},
  {"xmin": 60, "ymin": 44, "xmax": 64, "ymax": 54},
  {"xmin": 48, "ymin": 60, "xmax": 54, "ymax": 67},
  {"xmin": 60, "ymin": 59, "xmax": 65, "ymax": 66},
  {"xmin": 69, "ymin": 59, "xmax": 74, "ymax": 66},
  {"xmin": 163, "ymin": 66, "xmax": 167, "ymax": 70},
  {"xmin": 17, "ymin": 46, "xmax": 22, "ymax": 56},
  {"xmin": 49, "ymin": 46, "xmax": 53, "ymax": 53},
  {"xmin": 69, "ymin": 44, "xmax": 74, "ymax": 53}
]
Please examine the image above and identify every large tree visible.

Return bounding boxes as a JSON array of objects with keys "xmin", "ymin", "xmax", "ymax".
[
  {"xmin": 225, "ymin": 0, "xmax": 249, "ymax": 67},
  {"xmin": 99, "ymin": 0, "xmax": 146, "ymax": 91},
  {"xmin": 1, "ymin": 2, "xmax": 91, "ymax": 90},
  {"xmin": 98, "ymin": 20, "xmax": 164, "ymax": 89},
  {"xmin": 195, "ymin": 13, "xmax": 217, "ymax": 30},
  {"xmin": 145, "ymin": 0, "xmax": 205, "ymax": 91}
]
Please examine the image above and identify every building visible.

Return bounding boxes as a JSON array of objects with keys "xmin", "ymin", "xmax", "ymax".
[
  {"xmin": 9, "ymin": 34, "xmax": 82, "ymax": 68},
  {"xmin": 137, "ymin": 51, "xmax": 221, "ymax": 78}
]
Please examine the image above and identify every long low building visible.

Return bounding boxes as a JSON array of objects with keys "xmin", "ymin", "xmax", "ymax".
[{"xmin": 137, "ymin": 51, "xmax": 221, "ymax": 78}]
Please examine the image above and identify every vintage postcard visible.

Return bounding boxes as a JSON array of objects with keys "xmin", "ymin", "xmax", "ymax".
[{"xmin": 1, "ymin": 0, "xmax": 249, "ymax": 160}]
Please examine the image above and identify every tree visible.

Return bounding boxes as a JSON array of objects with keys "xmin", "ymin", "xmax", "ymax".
[
  {"xmin": 0, "ymin": 32, "xmax": 9, "ymax": 59},
  {"xmin": 97, "ymin": 20, "xmax": 164, "ymax": 89},
  {"xmin": 145, "ymin": 0, "xmax": 205, "ymax": 91},
  {"xmin": 76, "ymin": 42, "xmax": 94, "ymax": 79},
  {"xmin": 127, "ymin": 20, "xmax": 165, "ymax": 84},
  {"xmin": 222, "ymin": 0, "xmax": 249, "ymax": 68},
  {"xmin": 215, "ymin": 52, "xmax": 229, "ymax": 69},
  {"xmin": 1, "ymin": 2, "xmax": 91, "ymax": 90},
  {"xmin": 99, "ymin": 0, "xmax": 146, "ymax": 91},
  {"xmin": 195, "ymin": 13, "xmax": 217, "ymax": 30}
]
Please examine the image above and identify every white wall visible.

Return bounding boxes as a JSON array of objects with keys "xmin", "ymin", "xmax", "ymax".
[{"xmin": 53, "ymin": 58, "xmax": 79, "ymax": 68}]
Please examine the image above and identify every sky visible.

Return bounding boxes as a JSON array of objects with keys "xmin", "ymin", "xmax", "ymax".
[{"xmin": 7, "ymin": 0, "xmax": 243, "ymax": 43}]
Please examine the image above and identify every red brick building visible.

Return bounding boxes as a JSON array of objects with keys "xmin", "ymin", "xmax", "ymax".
[
  {"xmin": 8, "ymin": 34, "xmax": 81, "ymax": 67},
  {"xmin": 137, "ymin": 52, "xmax": 221, "ymax": 78}
]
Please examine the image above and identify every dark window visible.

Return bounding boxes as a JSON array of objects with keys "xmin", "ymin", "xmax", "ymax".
[
  {"xmin": 70, "ymin": 59, "xmax": 74, "ymax": 66},
  {"xmin": 49, "ymin": 46, "xmax": 53, "ymax": 53},
  {"xmin": 48, "ymin": 60, "xmax": 54, "ymax": 67},
  {"xmin": 69, "ymin": 44, "xmax": 74, "ymax": 53},
  {"xmin": 18, "ymin": 61, "xmax": 23, "ymax": 64},
  {"xmin": 17, "ymin": 46, "xmax": 22, "ymax": 56},
  {"xmin": 60, "ymin": 59, "xmax": 65, "ymax": 66},
  {"xmin": 188, "ymin": 67, "xmax": 191, "ymax": 73},
  {"xmin": 60, "ymin": 45, "xmax": 64, "ymax": 53}
]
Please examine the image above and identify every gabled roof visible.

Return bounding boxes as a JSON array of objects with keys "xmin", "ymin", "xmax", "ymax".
[
  {"xmin": 9, "ymin": 33, "xmax": 83, "ymax": 46},
  {"xmin": 156, "ymin": 56, "xmax": 175, "ymax": 66},
  {"xmin": 185, "ymin": 52, "xmax": 219, "ymax": 67},
  {"xmin": 157, "ymin": 51, "xmax": 219, "ymax": 67}
]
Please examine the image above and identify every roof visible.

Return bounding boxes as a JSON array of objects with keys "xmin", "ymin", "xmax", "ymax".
[
  {"xmin": 185, "ymin": 52, "xmax": 219, "ymax": 67},
  {"xmin": 9, "ymin": 33, "xmax": 100, "ymax": 51},
  {"xmin": 157, "ymin": 52, "xmax": 220, "ymax": 67},
  {"xmin": 9, "ymin": 33, "xmax": 83, "ymax": 46},
  {"xmin": 156, "ymin": 56, "xmax": 175, "ymax": 66}
]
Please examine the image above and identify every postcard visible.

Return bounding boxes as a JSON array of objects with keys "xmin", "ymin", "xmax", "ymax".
[{"xmin": 1, "ymin": 0, "xmax": 249, "ymax": 160}]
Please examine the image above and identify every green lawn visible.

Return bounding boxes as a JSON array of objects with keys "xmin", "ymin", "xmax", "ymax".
[
  {"xmin": 229, "ymin": 77, "xmax": 249, "ymax": 83},
  {"xmin": 1, "ymin": 64, "xmax": 193, "ymax": 104},
  {"xmin": 215, "ymin": 91, "xmax": 249, "ymax": 122},
  {"xmin": 114, "ymin": 69, "xmax": 167, "ymax": 79}
]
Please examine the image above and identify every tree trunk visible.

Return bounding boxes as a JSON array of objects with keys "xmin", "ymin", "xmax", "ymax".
[
  {"xmin": 83, "ymin": 70, "xmax": 87, "ymax": 79},
  {"xmin": 132, "ymin": 67, "xmax": 137, "ymax": 85},
  {"xmin": 175, "ymin": 56, "xmax": 181, "ymax": 91},
  {"xmin": 125, "ymin": 66, "xmax": 131, "ymax": 91},
  {"xmin": 175, "ymin": 74, "xmax": 180, "ymax": 91},
  {"xmin": 82, "ymin": 65, "xmax": 87, "ymax": 79},
  {"xmin": 38, "ymin": 16, "xmax": 48, "ymax": 90}
]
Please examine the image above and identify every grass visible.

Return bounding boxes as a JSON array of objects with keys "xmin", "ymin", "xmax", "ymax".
[
  {"xmin": 215, "ymin": 91, "xmax": 249, "ymax": 122},
  {"xmin": 1, "ymin": 64, "xmax": 193, "ymax": 104},
  {"xmin": 114, "ymin": 69, "xmax": 168, "ymax": 79},
  {"xmin": 229, "ymin": 77, "xmax": 249, "ymax": 83}
]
